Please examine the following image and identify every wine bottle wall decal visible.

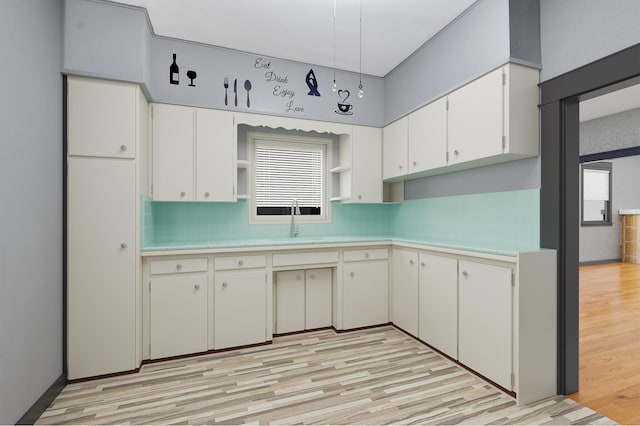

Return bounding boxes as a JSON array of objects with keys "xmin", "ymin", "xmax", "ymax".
[{"xmin": 170, "ymin": 53, "xmax": 179, "ymax": 85}]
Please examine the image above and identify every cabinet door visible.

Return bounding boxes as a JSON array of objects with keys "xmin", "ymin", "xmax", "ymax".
[
  {"xmin": 214, "ymin": 270, "xmax": 267, "ymax": 349},
  {"xmin": 67, "ymin": 157, "xmax": 136, "ymax": 379},
  {"xmin": 458, "ymin": 260, "xmax": 512, "ymax": 390},
  {"xmin": 351, "ymin": 126, "xmax": 382, "ymax": 203},
  {"xmin": 305, "ymin": 268, "xmax": 332, "ymax": 329},
  {"xmin": 196, "ymin": 108, "xmax": 236, "ymax": 201},
  {"xmin": 408, "ymin": 97, "xmax": 447, "ymax": 173},
  {"xmin": 152, "ymin": 103, "xmax": 194, "ymax": 201},
  {"xmin": 67, "ymin": 77, "xmax": 137, "ymax": 159},
  {"xmin": 390, "ymin": 249, "xmax": 419, "ymax": 336},
  {"xmin": 382, "ymin": 117, "xmax": 408, "ymax": 180},
  {"xmin": 447, "ymin": 67, "xmax": 504, "ymax": 165},
  {"xmin": 150, "ymin": 276, "xmax": 208, "ymax": 359},
  {"xmin": 343, "ymin": 261, "xmax": 389, "ymax": 329},
  {"xmin": 275, "ymin": 270, "xmax": 305, "ymax": 334},
  {"xmin": 419, "ymin": 253, "xmax": 458, "ymax": 359}
]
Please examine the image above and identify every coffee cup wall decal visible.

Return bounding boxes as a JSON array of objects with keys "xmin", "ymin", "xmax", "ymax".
[{"xmin": 335, "ymin": 89, "xmax": 354, "ymax": 115}]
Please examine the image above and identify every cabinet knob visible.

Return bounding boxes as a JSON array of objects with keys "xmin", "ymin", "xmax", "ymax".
[
  {"xmin": 420, "ymin": 261, "xmax": 426, "ymax": 267},
  {"xmin": 454, "ymin": 150, "xmax": 460, "ymax": 156},
  {"xmin": 350, "ymin": 271, "xmax": 355, "ymax": 278},
  {"xmin": 238, "ymin": 260, "xmax": 244, "ymax": 266},
  {"xmin": 398, "ymin": 165, "xmax": 403, "ymax": 170},
  {"xmin": 204, "ymin": 192, "xmax": 210, "ymax": 197},
  {"xmin": 180, "ymin": 191, "xmax": 186, "ymax": 197},
  {"xmin": 120, "ymin": 144, "xmax": 127, "ymax": 151},
  {"xmin": 310, "ymin": 274, "xmax": 316, "ymax": 280},
  {"xmin": 296, "ymin": 275, "xmax": 302, "ymax": 280},
  {"xmin": 120, "ymin": 242, "xmax": 127, "ymax": 249},
  {"xmin": 409, "ymin": 259, "xmax": 414, "ymax": 265},
  {"xmin": 222, "ymin": 282, "xmax": 228, "ymax": 288},
  {"xmin": 365, "ymin": 252, "xmax": 370, "ymax": 259},
  {"xmin": 462, "ymin": 271, "xmax": 468, "ymax": 277},
  {"xmin": 194, "ymin": 284, "xmax": 200, "ymax": 290},
  {"xmin": 358, "ymin": 194, "xmax": 362, "ymax": 200},
  {"xmin": 176, "ymin": 263, "xmax": 182, "ymax": 270},
  {"xmin": 413, "ymin": 161, "xmax": 417, "ymax": 166}
]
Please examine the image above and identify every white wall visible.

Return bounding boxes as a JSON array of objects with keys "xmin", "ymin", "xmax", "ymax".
[
  {"xmin": 0, "ymin": 0, "xmax": 63, "ymax": 423},
  {"xmin": 540, "ymin": 0, "xmax": 640, "ymax": 82}
]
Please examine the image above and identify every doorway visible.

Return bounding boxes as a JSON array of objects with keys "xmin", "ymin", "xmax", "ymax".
[{"xmin": 539, "ymin": 43, "xmax": 640, "ymax": 395}]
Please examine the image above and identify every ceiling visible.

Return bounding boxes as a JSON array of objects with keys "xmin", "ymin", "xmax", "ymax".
[
  {"xmin": 580, "ymin": 83, "xmax": 640, "ymax": 122},
  {"xmin": 109, "ymin": 0, "xmax": 477, "ymax": 77}
]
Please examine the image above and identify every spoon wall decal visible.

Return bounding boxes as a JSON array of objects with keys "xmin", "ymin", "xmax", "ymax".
[{"xmin": 244, "ymin": 80, "xmax": 252, "ymax": 108}]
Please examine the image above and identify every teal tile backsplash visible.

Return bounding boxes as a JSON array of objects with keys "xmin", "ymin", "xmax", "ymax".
[
  {"xmin": 144, "ymin": 189, "xmax": 540, "ymax": 251},
  {"xmin": 145, "ymin": 200, "xmax": 392, "ymax": 246}
]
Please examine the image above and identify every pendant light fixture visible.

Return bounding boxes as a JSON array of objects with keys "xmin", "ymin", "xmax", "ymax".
[
  {"xmin": 357, "ymin": 0, "xmax": 364, "ymax": 98},
  {"xmin": 332, "ymin": 0, "xmax": 337, "ymax": 92}
]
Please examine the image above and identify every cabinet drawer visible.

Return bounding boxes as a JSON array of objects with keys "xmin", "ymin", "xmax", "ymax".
[
  {"xmin": 343, "ymin": 248, "xmax": 388, "ymax": 262},
  {"xmin": 150, "ymin": 258, "xmax": 208, "ymax": 275},
  {"xmin": 272, "ymin": 251, "xmax": 338, "ymax": 267},
  {"xmin": 215, "ymin": 255, "xmax": 266, "ymax": 270}
]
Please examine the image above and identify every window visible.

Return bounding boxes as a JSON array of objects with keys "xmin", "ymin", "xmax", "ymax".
[
  {"xmin": 249, "ymin": 132, "xmax": 330, "ymax": 223},
  {"xmin": 581, "ymin": 162, "xmax": 612, "ymax": 226}
]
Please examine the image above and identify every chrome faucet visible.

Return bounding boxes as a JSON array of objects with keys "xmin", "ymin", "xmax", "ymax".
[{"xmin": 290, "ymin": 199, "xmax": 301, "ymax": 237}]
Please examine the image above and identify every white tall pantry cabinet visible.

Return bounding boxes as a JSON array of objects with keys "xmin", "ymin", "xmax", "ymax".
[{"xmin": 67, "ymin": 76, "xmax": 147, "ymax": 380}]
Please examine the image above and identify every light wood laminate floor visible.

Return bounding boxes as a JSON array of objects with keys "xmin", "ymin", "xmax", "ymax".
[
  {"xmin": 39, "ymin": 327, "xmax": 612, "ymax": 425},
  {"xmin": 570, "ymin": 263, "xmax": 640, "ymax": 425}
]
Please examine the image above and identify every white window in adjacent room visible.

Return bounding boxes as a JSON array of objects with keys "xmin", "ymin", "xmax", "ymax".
[
  {"xmin": 249, "ymin": 132, "xmax": 331, "ymax": 224},
  {"xmin": 581, "ymin": 162, "xmax": 612, "ymax": 226}
]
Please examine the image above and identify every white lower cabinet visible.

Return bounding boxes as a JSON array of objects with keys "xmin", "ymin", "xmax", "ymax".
[
  {"xmin": 275, "ymin": 268, "xmax": 332, "ymax": 334},
  {"xmin": 214, "ymin": 269, "xmax": 267, "ymax": 349},
  {"xmin": 342, "ymin": 249, "xmax": 389, "ymax": 329},
  {"xmin": 275, "ymin": 270, "xmax": 306, "ymax": 334},
  {"xmin": 458, "ymin": 259, "xmax": 513, "ymax": 390},
  {"xmin": 390, "ymin": 249, "xmax": 419, "ymax": 336},
  {"xmin": 150, "ymin": 276, "xmax": 208, "ymax": 359},
  {"xmin": 418, "ymin": 253, "xmax": 458, "ymax": 359}
]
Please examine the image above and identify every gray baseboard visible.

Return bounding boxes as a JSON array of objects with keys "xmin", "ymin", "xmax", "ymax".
[
  {"xmin": 16, "ymin": 374, "xmax": 66, "ymax": 425},
  {"xmin": 579, "ymin": 258, "xmax": 621, "ymax": 266}
]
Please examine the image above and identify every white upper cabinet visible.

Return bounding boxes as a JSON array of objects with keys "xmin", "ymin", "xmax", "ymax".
[
  {"xmin": 67, "ymin": 76, "xmax": 138, "ymax": 159},
  {"xmin": 152, "ymin": 103, "xmax": 194, "ymax": 201},
  {"xmin": 408, "ymin": 97, "xmax": 448, "ymax": 174},
  {"xmin": 152, "ymin": 104, "xmax": 236, "ymax": 202},
  {"xmin": 339, "ymin": 126, "xmax": 382, "ymax": 203},
  {"xmin": 382, "ymin": 117, "xmax": 408, "ymax": 181},
  {"xmin": 196, "ymin": 108, "xmax": 236, "ymax": 201},
  {"xmin": 448, "ymin": 63, "xmax": 539, "ymax": 166},
  {"xmin": 383, "ymin": 63, "xmax": 539, "ymax": 180}
]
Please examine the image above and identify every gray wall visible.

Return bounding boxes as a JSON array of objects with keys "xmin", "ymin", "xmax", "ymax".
[
  {"xmin": 540, "ymin": 0, "xmax": 640, "ymax": 82},
  {"xmin": 63, "ymin": 0, "xmax": 385, "ymax": 126},
  {"xmin": 579, "ymin": 155, "xmax": 640, "ymax": 263},
  {"xmin": 64, "ymin": 0, "xmax": 150, "ymax": 83},
  {"xmin": 580, "ymin": 108, "xmax": 640, "ymax": 156},
  {"xmin": 0, "ymin": 0, "xmax": 63, "ymax": 424}
]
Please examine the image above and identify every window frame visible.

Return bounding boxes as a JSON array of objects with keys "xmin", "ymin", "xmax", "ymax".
[
  {"xmin": 581, "ymin": 161, "xmax": 612, "ymax": 227},
  {"xmin": 248, "ymin": 131, "xmax": 332, "ymax": 225}
]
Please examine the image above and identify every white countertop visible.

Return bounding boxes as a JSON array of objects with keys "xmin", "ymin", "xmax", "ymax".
[
  {"xmin": 619, "ymin": 209, "xmax": 640, "ymax": 215},
  {"xmin": 141, "ymin": 236, "xmax": 547, "ymax": 260}
]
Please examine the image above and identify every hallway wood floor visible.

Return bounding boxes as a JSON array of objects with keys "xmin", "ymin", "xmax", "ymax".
[
  {"xmin": 570, "ymin": 262, "xmax": 640, "ymax": 425},
  {"xmin": 38, "ymin": 327, "xmax": 611, "ymax": 425}
]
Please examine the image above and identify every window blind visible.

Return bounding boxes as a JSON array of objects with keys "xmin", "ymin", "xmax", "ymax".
[
  {"xmin": 583, "ymin": 169, "xmax": 610, "ymax": 201},
  {"xmin": 254, "ymin": 144, "xmax": 324, "ymax": 212}
]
